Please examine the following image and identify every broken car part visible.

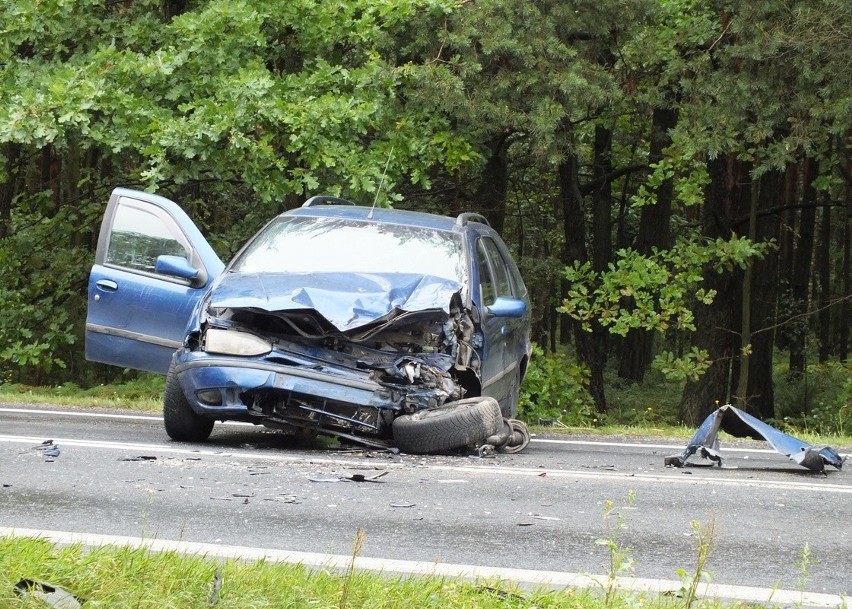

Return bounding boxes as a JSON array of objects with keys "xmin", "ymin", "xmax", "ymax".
[
  {"xmin": 666, "ymin": 404, "xmax": 844, "ymax": 473},
  {"xmin": 14, "ymin": 580, "xmax": 82, "ymax": 609}
]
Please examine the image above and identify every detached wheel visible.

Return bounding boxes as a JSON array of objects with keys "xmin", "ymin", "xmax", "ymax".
[
  {"xmin": 163, "ymin": 361, "xmax": 214, "ymax": 442},
  {"xmin": 392, "ymin": 397, "xmax": 502, "ymax": 454}
]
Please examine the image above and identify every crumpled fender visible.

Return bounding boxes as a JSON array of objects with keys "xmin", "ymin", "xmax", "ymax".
[{"xmin": 666, "ymin": 404, "xmax": 844, "ymax": 473}]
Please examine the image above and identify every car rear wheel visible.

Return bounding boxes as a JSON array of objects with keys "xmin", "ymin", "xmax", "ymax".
[
  {"xmin": 392, "ymin": 397, "xmax": 503, "ymax": 454},
  {"xmin": 163, "ymin": 361, "xmax": 214, "ymax": 442}
]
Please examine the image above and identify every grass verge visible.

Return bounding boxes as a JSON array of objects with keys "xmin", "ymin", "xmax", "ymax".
[{"xmin": 0, "ymin": 536, "xmax": 771, "ymax": 609}]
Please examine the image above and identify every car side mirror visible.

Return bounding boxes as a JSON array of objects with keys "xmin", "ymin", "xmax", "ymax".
[
  {"xmin": 486, "ymin": 296, "xmax": 526, "ymax": 318},
  {"xmin": 155, "ymin": 254, "xmax": 200, "ymax": 283}
]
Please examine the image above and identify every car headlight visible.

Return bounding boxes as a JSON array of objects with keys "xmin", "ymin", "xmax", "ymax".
[{"xmin": 204, "ymin": 328, "xmax": 272, "ymax": 356}]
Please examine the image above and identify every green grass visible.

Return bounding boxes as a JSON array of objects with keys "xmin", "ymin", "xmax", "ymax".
[
  {"xmin": 0, "ymin": 375, "xmax": 164, "ymax": 412},
  {"xmin": 0, "ymin": 536, "xmax": 772, "ymax": 609}
]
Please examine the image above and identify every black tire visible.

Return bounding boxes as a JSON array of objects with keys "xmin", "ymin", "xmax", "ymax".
[
  {"xmin": 163, "ymin": 361, "xmax": 214, "ymax": 442},
  {"xmin": 392, "ymin": 397, "xmax": 503, "ymax": 454}
]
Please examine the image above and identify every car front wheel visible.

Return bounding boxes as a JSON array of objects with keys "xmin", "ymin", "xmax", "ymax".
[
  {"xmin": 163, "ymin": 361, "xmax": 214, "ymax": 442},
  {"xmin": 392, "ymin": 396, "xmax": 502, "ymax": 454}
]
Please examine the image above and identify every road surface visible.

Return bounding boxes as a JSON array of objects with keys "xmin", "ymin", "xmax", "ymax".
[{"xmin": 1, "ymin": 404, "xmax": 849, "ymax": 604}]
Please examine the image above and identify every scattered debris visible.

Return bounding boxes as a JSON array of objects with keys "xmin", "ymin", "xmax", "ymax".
[
  {"xmin": 119, "ymin": 456, "xmax": 157, "ymax": 462},
  {"xmin": 34, "ymin": 440, "xmax": 61, "ymax": 461},
  {"xmin": 537, "ymin": 418, "xmax": 568, "ymax": 428},
  {"xmin": 477, "ymin": 585, "xmax": 527, "ymax": 602},
  {"xmin": 310, "ymin": 471, "xmax": 389, "ymax": 483},
  {"xmin": 390, "ymin": 502, "xmax": 416, "ymax": 508},
  {"xmin": 666, "ymin": 404, "xmax": 845, "ymax": 474},
  {"xmin": 267, "ymin": 495, "xmax": 300, "ymax": 504},
  {"xmin": 14, "ymin": 579, "xmax": 82, "ymax": 609},
  {"xmin": 345, "ymin": 472, "xmax": 388, "ymax": 483}
]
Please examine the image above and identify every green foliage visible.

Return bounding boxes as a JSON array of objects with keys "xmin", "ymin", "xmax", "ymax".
[
  {"xmin": 651, "ymin": 348, "xmax": 711, "ymax": 384},
  {"xmin": 773, "ymin": 362, "xmax": 852, "ymax": 436},
  {"xmin": 0, "ymin": 0, "xmax": 849, "ymax": 414},
  {"xmin": 561, "ymin": 236, "xmax": 770, "ymax": 337},
  {"xmin": 596, "ymin": 491, "xmax": 637, "ymax": 606},
  {"xmin": 519, "ymin": 345, "xmax": 598, "ymax": 426},
  {"xmin": 560, "ymin": 236, "xmax": 771, "ymax": 384},
  {"xmin": 0, "ymin": 200, "xmax": 96, "ymax": 383},
  {"xmin": 676, "ymin": 517, "xmax": 715, "ymax": 609},
  {"xmin": 0, "ymin": 0, "xmax": 474, "ymax": 385},
  {"xmin": 605, "ymin": 370, "xmax": 683, "ymax": 428}
]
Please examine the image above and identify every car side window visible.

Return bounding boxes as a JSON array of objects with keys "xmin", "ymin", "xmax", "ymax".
[
  {"xmin": 106, "ymin": 199, "xmax": 189, "ymax": 273},
  {"xmin": 476, "ymin": 237, "xmax": 513, "ymax": 305}
]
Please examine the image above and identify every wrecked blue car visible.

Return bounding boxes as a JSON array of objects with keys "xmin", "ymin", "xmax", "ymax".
[{"xmin": 86, "ymin": 188, "xmax": 532, "ymax": 454}]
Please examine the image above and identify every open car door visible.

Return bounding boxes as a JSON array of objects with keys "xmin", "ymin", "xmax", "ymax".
[{"xmin": 85, "ymin": 188, "xmax": 225, "ymax": 374}]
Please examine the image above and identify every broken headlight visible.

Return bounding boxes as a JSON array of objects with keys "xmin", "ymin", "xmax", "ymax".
[{"xmin": 204, "ymin": 328, "xmax": 272, "ymax": 356}]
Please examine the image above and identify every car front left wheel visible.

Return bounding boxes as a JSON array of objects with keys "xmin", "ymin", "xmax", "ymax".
[
  {"xmin": 392, "ymin": 396, "xmax": 503, "ymax": 454},
  {"xmin": 163, "ymin": 361, "xmax": 214, "ymax": 442}
]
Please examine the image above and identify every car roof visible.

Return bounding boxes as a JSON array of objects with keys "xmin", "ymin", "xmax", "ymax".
[{"xmin": 283, "ymin": 204, "xmax": 487, "ymax": 233}]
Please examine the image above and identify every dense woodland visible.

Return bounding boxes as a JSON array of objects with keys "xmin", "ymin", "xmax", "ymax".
[{"xmin": 1, "ymin": 0, "xmax": 850, "ymax": 426}]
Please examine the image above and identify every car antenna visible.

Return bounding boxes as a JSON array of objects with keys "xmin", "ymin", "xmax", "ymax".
[{"xmin": 368, "ymin": 146, "xmax": 394, "ymax": 220}]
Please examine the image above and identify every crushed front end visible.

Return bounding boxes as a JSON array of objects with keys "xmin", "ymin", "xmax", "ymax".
[{"xmin": 175, "ymin": 284, "xmax": 481, "ymax": 449}]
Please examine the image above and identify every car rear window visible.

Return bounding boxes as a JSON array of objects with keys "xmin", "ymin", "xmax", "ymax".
[{"xmin": 232, "ymin": 216, "xmax": 466, "ymax": 284}]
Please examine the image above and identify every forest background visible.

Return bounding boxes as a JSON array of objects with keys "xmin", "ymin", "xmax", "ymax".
[{"xmin": 1, "ymin": 0, "xmax": 850, "ymax": 432}]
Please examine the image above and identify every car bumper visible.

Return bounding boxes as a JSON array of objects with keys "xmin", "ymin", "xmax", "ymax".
[{"xmin": 173, "ymin": 351, "xmax": 390, "ymax": 418}]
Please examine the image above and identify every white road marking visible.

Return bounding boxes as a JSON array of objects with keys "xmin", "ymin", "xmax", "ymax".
[
  {"xmin": 0, "ymin": 406, "xmax": 161, "ymax": 422},
  {"xmin": 0, "ymin": 527, "xmax": 845, "ymax": 607},
  {"xmin": 1, "ymin": 433, "xmax": 849, "ymax": 494},
  {"xmin": 6, "ymin": 406, "xmax": 846, "ymax": 456}
]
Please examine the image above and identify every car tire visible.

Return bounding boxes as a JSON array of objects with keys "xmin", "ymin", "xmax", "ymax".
[
  {"xmin": 392, "ymin": 396, "xmax": 503, "ymax": 454},
  {"xmin": 163, "ymin": 361, "xmax": 214, "ymax": 442}
]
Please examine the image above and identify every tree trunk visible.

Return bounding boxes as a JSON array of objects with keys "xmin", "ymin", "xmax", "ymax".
[
  {"xmin": 473, "ymin": 133, "xmax": 511, "ymax": 235},
  {"xmin": 559, "ymin": 151, "xmax": 607, "ymax": 413},
  {"xmin": 591, "ymin": 124, "xmax": 612, "ymax": 274},
  {"xmin": 163, "ymin": 0, "xmax": 188, "ymax": 20},
  {"xmin": 745, "ymin": 170, "xmax": 784, "ymax": 419},
  {"xmin": 788, "ymin": 158, "xmax": 818, "ymax": 375},
  {"xmin": 775, "ymin": 165, "xmax": 798, "ymax": 351},
  {"xmin": 734, "ymin": 178, "xmax": 758, "ymax": 410},
  {"xmin": 816, "ymin": 192, "xmax": 832, "ymax": 362},
  {"xmin": 842, "ymin": 174, "xmax": 851, "ymax": 362},
  {"xmin": 618, "ymin": 106, "xmax": 677, "ymax": 382},
  {"xmin": 589, "ymin": 124, "xmax": 613, "ymax": 372},
  {"xmin": 678, "ymin": 153, "xmax": 744, "ymax": 425}
]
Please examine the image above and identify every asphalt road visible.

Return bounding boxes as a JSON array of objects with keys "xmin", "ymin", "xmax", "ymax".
[{"xmin": 1, "ymin": 404, "xmax": 850, "ymax": 602}]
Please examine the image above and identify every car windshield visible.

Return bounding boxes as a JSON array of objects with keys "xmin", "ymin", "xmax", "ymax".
[{"xmin": 231, "ymin": 216, "xmax": 466, "ymax": 284}]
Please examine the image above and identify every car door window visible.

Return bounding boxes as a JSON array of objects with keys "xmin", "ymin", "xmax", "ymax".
[
  {"xmin": 106, "ymin": 199, "xmax": 190, "ymax": 273},
  {"xmin": 476, "ymin": 238, "xmax": 513, "ymax": 305}
]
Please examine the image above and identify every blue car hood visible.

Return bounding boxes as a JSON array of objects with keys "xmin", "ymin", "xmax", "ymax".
[{"xmin": 209, "ymin": 272, "xmax": 463, "ymax": 332}]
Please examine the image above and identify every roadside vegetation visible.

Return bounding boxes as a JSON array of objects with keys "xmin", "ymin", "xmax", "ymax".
[
  {"xmin": 0, "ymin": 525, "xmax": 819, "ymax": 609},
  {"xmin": 2, "ymin": 350, "xmax": 850, "ymax": 446},
  {"xmin": 1, "ymin": 0, "xmax": 850, "ymax": 436}
]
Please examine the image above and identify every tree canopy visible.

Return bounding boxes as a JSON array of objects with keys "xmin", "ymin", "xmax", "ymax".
[{"xmin": 1, "ymin": 0, "xmax": 849, "ymax": 425}]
